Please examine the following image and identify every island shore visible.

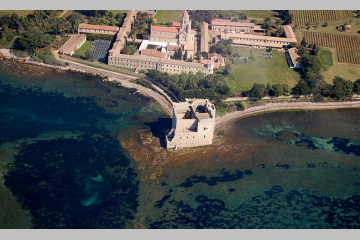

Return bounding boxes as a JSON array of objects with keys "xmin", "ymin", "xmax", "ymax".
[
  {"xmin": 0, "ymin": 48, "xmax": 173, "ymax": 116},
  {"xmin": 2, "ymin": 48, "xmax": 360, "ymax": 129},
  {"xmin": 215, "ymin": 101, "xmax": 360, "ymax": 128}
]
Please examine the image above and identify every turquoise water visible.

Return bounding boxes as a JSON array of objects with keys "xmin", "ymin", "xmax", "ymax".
[
  {"xmin": 145, "ymin": 109, "xmax": 360, "ymax": 228},
  {"xmin": 1, "ymin": 59, "xmax": 360, "ymax": 229},
  {"xmin": 0, "ymin": 60, "xmax": 167, "ymax": 228}
]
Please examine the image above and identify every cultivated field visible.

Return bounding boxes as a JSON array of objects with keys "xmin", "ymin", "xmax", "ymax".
[
  {"xmin": 290, "ymin": 10, "xmax": 354, "ymax": 26},
  {"xmin": 226, "ymin": 47, "xmax": 300, "ymax": 91},
  {"xmin": 304, "ymin": 31, "xmax": 360, "ymax": 64},
  {"xmin": 0, "ymin": 10, "xmax": 34, "ymax": 16}
]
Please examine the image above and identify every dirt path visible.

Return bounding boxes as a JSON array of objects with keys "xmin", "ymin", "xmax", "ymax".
[
  {"xmin": 58, "ymin": 10, "xmax": 73, "ymax": 19},
  {"xmin": 106, "ymin": 77, "xmax": 173, "ymax": 116},
  {"xmin": 215, "ymin": 101, "xmax": 360, "ymax": 128}
]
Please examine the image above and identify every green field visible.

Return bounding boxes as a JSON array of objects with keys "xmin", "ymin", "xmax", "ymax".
[
  {"xmin": 240, "ymin": 10, "xmax": 274, "ymax": 20},
  {"xmin": 322, "ymin": 64, "xmax": 360, "ymax": 84},
  {"xmin": 74, "ymin": 41, "xmax": 93, "ymax": 58},
  {"xmin": 0, "ymin": 10, "xmax": 34, "ymax": 16},
  {"xmin": 154, "ymin": 10, "xmax": 183, "ymax": 23},
  {"xmin": 317, "ymin": 48, "xmax": 334, "ymax": 70},
  {"xmin": 226, "ymin": 47, "xmax": 301, "ymax": 91}
]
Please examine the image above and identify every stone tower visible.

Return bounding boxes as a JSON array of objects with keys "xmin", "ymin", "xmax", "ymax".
[
  {"xmin": 180, "ymin": 10, "xmax": 191, "ymax": 33},
  {"xmin": 165, "ymin": 98, "xmax": 216, "ymax": 149}
]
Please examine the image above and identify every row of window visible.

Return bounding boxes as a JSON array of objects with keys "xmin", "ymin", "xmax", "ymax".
[
  {"xmin": 232, "ymin": 37, "xmax": 289, "ymax": 44},
  {"xmin": 80, "ymin": 29, "xmax": 116, "ymax": 33}
]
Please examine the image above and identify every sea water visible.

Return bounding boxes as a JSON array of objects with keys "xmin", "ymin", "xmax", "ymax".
[{"xmin": 1, "ymin": 59, "xmax": 360, "ymax": 229}]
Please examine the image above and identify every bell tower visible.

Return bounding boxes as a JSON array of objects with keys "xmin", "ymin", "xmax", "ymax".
[{"xmin": 180, "ymin": 10, "xmax": 190, "ymax": 32}]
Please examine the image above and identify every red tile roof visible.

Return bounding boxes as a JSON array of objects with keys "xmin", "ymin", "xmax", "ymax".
[
  {"xmin": 151, "ymin": 26, "xmax": 179, "ymax": 33},
  {"xmin": 212, "ymin": 18, "xmax": 231, "ymax": 22},
  {"xmin": 172, "ymin": 22, "xmax": 181, "ymax": 27},
  {"xmin": 79, "ymin": 23, "xmax": 119, "ymax": 32},
  {"xmin": 141, "ymin": 49, "xmax": 166, "ymax": 58},
  {"xmin": 167, "ymin": 45, "xmax": 181, "ymax": 51},
  {"xmin": 211, "ymin": 21, "xmax": 255, "ymax": 27}
]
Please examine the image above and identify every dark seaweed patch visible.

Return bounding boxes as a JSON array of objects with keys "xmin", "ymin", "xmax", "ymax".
[
  {"xmin": 154, "ymin": 194, "xmax": 171, "ymax": 209},
  {"xmin": 328, "ymin": 137, "xmax": 360, "ymax": 157},
  {"xmin": 276, "ymin": 163, "xmax": 290, "ymax": 169},
  {"xmin": 307, "ymin": 164, "xmax": 316, "ymax": 168},
  {"xmin": 179, "ymin": 169, "xmax": 247, "ymax": 188},
  {"xmin": 147, "ymin": 186, "xmax": 360, "ymax": 229}
]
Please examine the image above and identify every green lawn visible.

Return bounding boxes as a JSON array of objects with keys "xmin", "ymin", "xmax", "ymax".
[
  {"xmin": 154, "ymin": 10, "xmax": 183, "ymax": 23},
  {"xmin": 226, "ymin": 47, "xmax": 301, "ymax": 92},
  {"xmin": 322, "ymin": 64, "xmax": 360, "ymax": 84},
  {"xmin": 74, "ymin": 41, "xmax": 93, "ymax": 58},
  {"xmin": 317, "ymin": 47, "xmax": 334, "ymax": 70}
]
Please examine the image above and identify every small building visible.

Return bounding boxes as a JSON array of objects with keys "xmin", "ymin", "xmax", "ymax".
[
  {"xmin": 166, "ymin": 98, "xmax": 216, "ymax": 149},
  {"xmin": 78, "ymin": 23, "xmax": 119, "ymax": 35},
  {"xmin": 286, "ymin": 48, "xmax": 302, "ymax": 69},
  {"xmin": 59, "ymin": 34, "xmax": 86, "ymax": 56},
  {"xmin": 344, "ymin": 24, "xmax": 351, "ymax": 32},
  {"xmin": 208, "ymin": 53, "xmax": 226, "ymax": 66}
]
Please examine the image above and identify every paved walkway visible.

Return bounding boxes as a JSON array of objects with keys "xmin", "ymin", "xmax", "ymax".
[{"xmin": 215, "ymin": 101, "xmax": 360, "ymax": 128}]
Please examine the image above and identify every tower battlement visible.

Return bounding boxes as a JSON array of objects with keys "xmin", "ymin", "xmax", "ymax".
[{"xmin": 166, "ymin": 98, "xmax": 215, "ymax": 149}]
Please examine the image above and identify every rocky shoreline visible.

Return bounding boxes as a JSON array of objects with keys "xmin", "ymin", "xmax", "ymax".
[{"xmin": 0, "ymin": 48, "xmax": 173, "ymax": 116}]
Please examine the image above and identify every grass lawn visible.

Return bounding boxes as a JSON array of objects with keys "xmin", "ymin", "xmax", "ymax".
[
  {"xmin": 226, "ymin": 47, "xmax": 301, "ymax": 92},
  {"xmin": 74, "ymin": 41, "xmax": 93, "ymax": 58},
  {"xmin": 155, "ymin": 10, "xmax": 183, "ymax": 23},
  {"xmin": 322, "ymin": 64, "xmax": 360, "ymax": 84},
  {"xmin": 317, "ymin": 47, "xmax": 334, "ymax": 70},
  {"xmin": 0, "ymin": 10, "xmax": 33, "ymax": 17}
]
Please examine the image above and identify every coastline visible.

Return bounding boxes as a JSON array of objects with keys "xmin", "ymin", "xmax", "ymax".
[
  {"xmin": 2, "ymin": 48, "xmax": 360, "ymax": 128},
  {"xmin": 0, "ymin": 48, "xmax": 173, "ymax": 116},
  {"xmin": 215, "ymin": 101, "xmax": 360, "ymax": 128}
]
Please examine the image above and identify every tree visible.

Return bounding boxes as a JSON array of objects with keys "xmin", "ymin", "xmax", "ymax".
[
  {"xmin": 353, "ymin": 78, "xmax": 360, "ymax": 94},
  {"xmin": 222, "ymin": 63, "xmax": 232, "ymax": 76},
  {"xmin": 331, "ymin": 76, "xmax": 353, "ymax": 100},
  {"xmin": 271, "ymin": 84, "xmax": 284, "ymax": 97},
  {"xmin": 17, "ymin": 23, "xmax": 25, "ymax": 34},
  {"xmin": 250, "ymin": 19, "xmax": 257, "ymax": 24},
  {"xmin": 301, "ymin": 37, "xmax": 307, "ymax": 47},
  {"xmin": 248, "ymin": 83, "xmax": 267, "ymax": 100},
  {"xmin": 1, "ymin": 27, "xmax": 15, "ymax": 42},
  {"xmin": 18, "ymin": 28, "xmax": 53, "ymax": 52},
  {"xmin": 85, "ymin": 50, "xmax": 94, "ymax": 60},
  {"xmin": 173, "ymin": 47, "xmax": 183, "ymax": 60},
  {"xmin": 291, "ymin": 79, "xmax": 310, "ymax": 95},
  {"xmin": 183, "ymin": 50, "xmax": 188, "ymax": 61},
  {"xmin": 323, "ymin": 22, "xmax": 328, "ymax": 27}
]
